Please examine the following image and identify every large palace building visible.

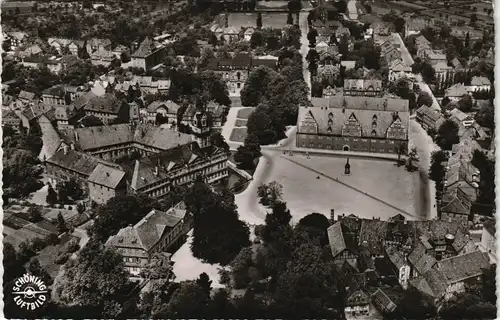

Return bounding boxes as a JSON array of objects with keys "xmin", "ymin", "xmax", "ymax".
[{"xmin": 296, "ymin": 96, "xmax": 410, "ymax": 154}]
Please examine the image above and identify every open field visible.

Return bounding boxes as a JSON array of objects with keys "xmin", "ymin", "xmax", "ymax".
[{"xmin": 228, "ymin": 12, "xmax": 289, "ymax": 29}]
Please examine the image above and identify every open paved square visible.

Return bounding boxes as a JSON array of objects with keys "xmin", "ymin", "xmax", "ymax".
[
  {"xmin": 234, "ymin": 150, "xmax": 426, "ymax": 225},
  {"xmin": 281, "ymin": 154, "xmax": 422, "ymax": 220}
]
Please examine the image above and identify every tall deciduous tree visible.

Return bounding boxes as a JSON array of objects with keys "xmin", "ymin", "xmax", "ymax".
[
  {"xmin": 57, "ymin": 212, "xmax": 69, "ymax": 233},
  {"xmin": 417, "ymin": 91, "xmax": 433, "ymax": 107},
  {"xmin": 28, "ymin": 206, "xmax": 43, "ymax": 222},
  {"xmin": 406, "ymin": 147, "xmax": 419, "ymax": 172},
  {"xmin": 140, "ymin": 253, "xmax": 175, "ymax": 291},
  {"xmin": 46, "ymin": 184, "xmax": 58, "ymax": 206},
  {"xmin": 263, "ymin": 201, "xmax": 292, "ymax": 242},
  {"xmin": 256, "ymin": 12, "xmax": 262, "ymax": 29},
  {"xmin": 57, "ymin": 177, "xmax": 84, "ymax": 203},
  {"xmin": 436, "ymin": 119, "xmax": 459, "ymax": 150},
  {"xmin": 54, "ymin": 242, "xmax": 131, "ymax": 317},
  {"xmin": 187, "ymin": 178, "xmax": 250, "ymax": 265},
  {"xmin": 90, "ymin": 194, "xmax": 158, "ymax": 241},
  {"xmin": 165, "ymin": 281, "xmax": 209, "ymax": 318},
  {"xmin": 196, "ymin": 272, "xmax": 213, "ymax": 298},
  {"xmin": 3, "ymin": 148, "xmax": 43, "ymax": 199},
  {"xmin": 234, "ymin": 145, "xmax": 256, "ymax": 169},
  {"xmin": 457, "ymin": 94, "xmax": 473, "ymax": 112}
]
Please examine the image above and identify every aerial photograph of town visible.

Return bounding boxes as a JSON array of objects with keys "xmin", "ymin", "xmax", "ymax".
[{"xmin": 1, "ymin": 0, "xmax": 496, "ymax": 318}]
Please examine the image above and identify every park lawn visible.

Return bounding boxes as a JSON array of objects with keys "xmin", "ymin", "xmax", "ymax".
[
  {"xmin": 228, "ymin": 12, "xmax": 288, "ymax": 29},
  {"xmin": 236, "ymin": 107, "xmax": 254, "ymax": 120},
  {"xmin": 230, "ymin": 127, "xmax": 247, "ymax": 143},
  {"xmin": 235, "ymin": 119, "xmax": 247, "ymax": 127}
]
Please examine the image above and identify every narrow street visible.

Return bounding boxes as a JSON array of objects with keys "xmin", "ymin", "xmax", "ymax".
[
  {"xmin": 415, "ymin": 74, "xmax": 441, "ymax": 111},
  {"xmin": 409, "ymin": 119, "xmax": 439, "ymax": 219},
  {"xmin": 299, "ymin": 12, "xmax": 312, "ymax": 98}
]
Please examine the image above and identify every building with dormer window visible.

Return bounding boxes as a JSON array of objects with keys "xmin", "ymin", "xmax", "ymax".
[
  {"xmin": 343, "ymin": 79, "xmax": 383, "ymax": 97},
  {"xmin": 106, "ymin": 202, "xmax": 193, "ymax": 275},
  {"xmin": 296, "ymin": 96, "xmax": 410, "ymax": 154}
]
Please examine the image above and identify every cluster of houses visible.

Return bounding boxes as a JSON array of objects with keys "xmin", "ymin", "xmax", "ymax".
[
  {"xmin": 327, "ymin": 212, "xmax": 495, "ymax": 317},
  {"xmin": 207, "ymin": 52, "xmax": 279, "ymax": 96},
  {"xmin": 311, "ymin": 20, "xmax": 416, "ymax": 88},
  {"xmin": 3, "ymin": 73, "xmax": 231, "ymax": 207},
  {"xmin": 3, "ymin": 32, "xmax": 132, "ymax": 69},
  {"xmin": 3, "ymin": 31, "xmax": 175, "ymax": 71}
]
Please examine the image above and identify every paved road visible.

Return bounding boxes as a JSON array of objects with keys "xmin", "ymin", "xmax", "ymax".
[
  {"xmin": 232, "ymin": 15, "xmax": 436, "ymax": 223},
  {"xmin": 347, "ymin": 0, "xmax": 358, "ymax": 20},
  {"xmin": 409, "ymin": 119, "xmax": 439, "ymax": 219},
  {"xmin": 71, "ymin": 227, "xmax": 90, "ymax": 259},
  {"xmin": 299, "ymin": 12, "xmax": 312, "ymax": 98},
  {"xmin": 234, "ymin": 14, "xmax": 312, "ymax": 224},
  {"xmin": 415, "ymin": 74, "xmax": 441, "ymax": 111}
]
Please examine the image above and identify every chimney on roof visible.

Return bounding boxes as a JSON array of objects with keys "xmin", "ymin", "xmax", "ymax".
[
  {"xmin": 63, "ymin": 144, "xmax": 68, "ymax": 155},
  {"xmin": 154, "ymin": 166, "xmax": 158, "ymax": 176},
  {"xmin": 330, "ymin": 209, "xmax": 335, "ymax": 221}
]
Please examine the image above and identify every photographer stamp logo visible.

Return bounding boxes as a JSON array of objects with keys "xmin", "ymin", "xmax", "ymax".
[{"xmin": 12, "ymin": 273, "xmax": 49, "ymax": 310}]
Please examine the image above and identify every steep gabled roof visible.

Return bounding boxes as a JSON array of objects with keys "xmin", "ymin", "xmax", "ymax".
[
  {"xmin": 88, "ymin": 163, "xmax": 126, "ymax": 188},
  {"xmin": 327, "ymin": 222, "xmax": 358, "ymax": 258},
  {"xmin": 106, "ymin": 202, "xmax": 188, "ymax": 251},
  {"xmin": 440, "ymin": 197, "xmax": 470, "ymax": 215},
  {"xmin": 75, "ymin": 124, "xmax": 134, "ymax": 150},
  {"xmin": 434, "ymin": 251, "xmax": 490, "ymax": 284},
  {"xmin": 358, "ymin": 220, "xmax": 388, "ymax": 255},
  {"xmin": 408, "ymin": 240, "xmax": 437, "ymax": 275},
  {"xmin": 46, "ymin": 148, "xmax": 109, "ymax": 177},
  {"xmin": 471, "ymin": 76, "xmax": 491, "ymax": 86},
  {"xmin": 132, "ymin": 37, "xmax": 164, "ymax": 58},
  {"xmin": 18, "ymin": 90, "xmax": 36, "ymax": 101}
]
